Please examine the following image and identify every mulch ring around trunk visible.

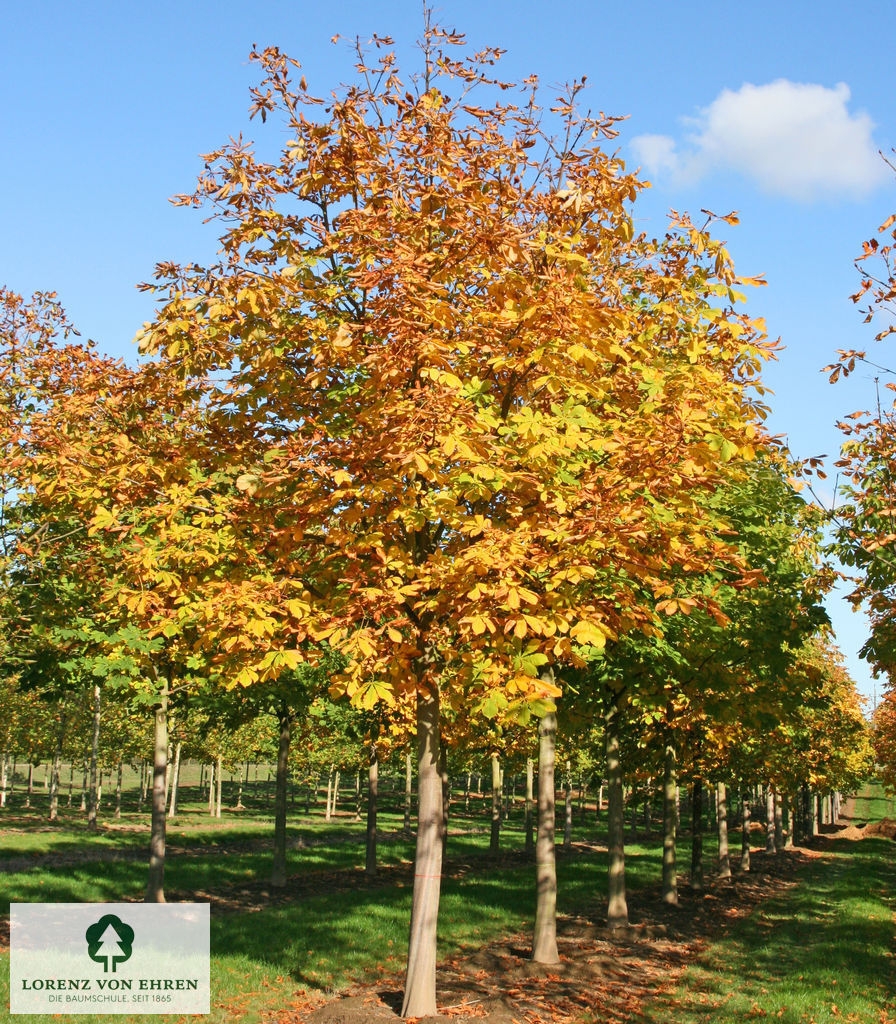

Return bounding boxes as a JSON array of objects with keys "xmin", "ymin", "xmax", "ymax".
[{"xmin": 267, "ymin": 843, "xmax": 826, "ymax": 1024}]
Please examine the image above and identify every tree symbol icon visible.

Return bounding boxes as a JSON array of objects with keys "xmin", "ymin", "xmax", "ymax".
[{"xmin": 85, "ymin": 915, "xmax": 134, "ymax": 973}]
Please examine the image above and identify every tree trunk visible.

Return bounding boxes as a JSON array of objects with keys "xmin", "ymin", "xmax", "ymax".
[
  {"xmin": 271, "ymin": 710, "xmax": 291, "ymax": 887},
  {"xmin": 784, "ymin": 792, "xmax": 794, "ymax": 849},
  {"xmin": 605, "ymin": 693, "xmax": 629, "ymax": 928},
  {"xmin": 597, "ymin": 781, "xmax": 604, "ymax": 821},
  {"xmin": 0, "ymin": 750, "xmax": 7, "ymax": 808},
  {"xmin": 145, "ymin": 679, "xmax": 168, "ymax": 902},
  {"xmin": 207, "ymin": 761, "xmax": 215, "ymax": 816},
  {"xmin": 662, "ymin": 744, "xmax": 678, "ymax": 905},
  {"xmin": 366, "ymin": 742, "xmax": 378, "ymax": 876},
  {"xmin": 644, "ymin": 779, "xmax": 652, "ymax": 833},
  {"xmin": 766, "ymin": 787, "xmax": 776, "ymax": 853},
  {"xmin": 48, "ymin": 713, "xmax": 67, "ymax": 822},
  {"xmin": 215, "ymin": 754, "xmax": 223, "ymax": 818},
  {"xmin": 690, "ymin": 780, "xmax": 704, "ymax": 891},
  {"xmin": 811, "ymin": 790, "xmax": 819, "ymax": 836},
  {"xmin": 563, "ymin": 760, "xmax": 572, "ymax": 849},
  {"xmin": 439, "ymin": 745, "xmax": 449, "ymax": 859},
  {"xmin": 333, "ymin": 770, "xmax": 340, "ymax": 815},
  {"xmin": 773, "ymin": 789, "xmax": 784, "ymax": 853},
  {"xmin": 741, "ymin": 787, "xmax": 751, "ymax": 872},
  {"xmin": 490, "ymin": 753, "xmax": 501, "ymax": 855},
  {"xmin": 354, "ymin": 770, "xmax": 362, "ymax": 822},
  {"xmin": 67, "ymin": 762, "xmax": 74, "ymax": 807},
  {"xmin": 237, "ymin": 761, "xmax": 248, "ymax": 810},
  {"xmin": 404, "ymin": 751, "xmax": 413, "ymax": 832},
  {"xmin": 325, "ymin": 769, "xmax": 333, "ymax": 821},
  {"xmin": 79, "ymin": 756, "xmax": 88, "ymax": 812},
  {"xmin": 532, "ymin": 710, "xmax": 559, "ymax": 963},
  {"xmin": 114, "ymin": 759, "xmax": 123, "ymax": 820},
  {"xmin": 524, "ymin": 756, "xmax": 535, "ymax": 858},
  {"xmin": 717, "ymin": 781, "xmax": 731, "ymax": 879},
  {"xmin": 400, "ymin": 687, "xmax": 443, "ymax": 1019},
  {"xmin": 167, "ymin": 742, "xmax": 182, "ymax": 819},
  {"xmin": 464, "ymin": 770, "xmax": 471, "ymax": 813},
  {"xmin": 26, "ymin": 760, "xmax": 33, "ymax": 808}
]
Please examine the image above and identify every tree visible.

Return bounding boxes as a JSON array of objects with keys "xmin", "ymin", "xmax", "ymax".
[
  {"xmin": 92, "ymin": 18, "xmax": 774, "ymax": 1014},
  {"xmin": 825, "ymin": 167, "xmax": 896, "ymax": 683}
]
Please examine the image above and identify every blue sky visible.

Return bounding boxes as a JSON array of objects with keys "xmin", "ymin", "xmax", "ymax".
[{"xmin": 4, "ymin": 0, "xmax": 895, "ymax": 704}]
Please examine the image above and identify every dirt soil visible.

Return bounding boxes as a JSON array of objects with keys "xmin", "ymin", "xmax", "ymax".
[{"xmin": 257, "ymin": 842, "xmax": 831, "ymax": 1024}]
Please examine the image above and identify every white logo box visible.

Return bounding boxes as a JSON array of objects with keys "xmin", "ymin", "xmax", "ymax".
[{"xmin": 10, "ymin": 903, "xmax": 210, "ymax": 1014}]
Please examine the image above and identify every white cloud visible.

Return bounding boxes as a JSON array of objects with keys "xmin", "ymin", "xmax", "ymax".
[{"xmin": 631, "ymin": 79, "xmax": 889, "ymax": 201}]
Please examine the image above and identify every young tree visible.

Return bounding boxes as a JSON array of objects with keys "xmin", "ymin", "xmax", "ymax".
[{"xmin": 115, "ymin": 20, "xmax": 773, "ymax": 1014}]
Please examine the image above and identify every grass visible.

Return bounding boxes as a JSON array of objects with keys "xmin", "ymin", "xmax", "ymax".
[
  {"xmin": 8, "ymin": 772, "xmax": 883, "ymax": 1024},
  {"xmin": 1, "ymin": 795, "xmax": 705, "ymax": 1024},
  {"xmin": 848, "ymin": 781, "xmax": 896, "ymax": 822},
  {"xmin": 636, "ymin": 781, "xmax": 896, "ymax": 1024},
  {"xmin": 640, "ymin": 836, "xmax": 896, "ymax": 1024}
]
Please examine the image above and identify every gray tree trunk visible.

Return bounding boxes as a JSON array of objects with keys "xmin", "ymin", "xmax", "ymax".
[
  {"xmin": 532, "ymin": 711, "xmax": 559, "ymax": 963},
  {"xmin": 525, "ymin": 756, "xmax": 535, "ymax": 858},
  {"xmin": 490, "ymin": 753, "xmax": 501, "ymax": 855},
  {"xmin": 404, "ymin": 751, "xmax": 413, "ymax": 831},
  {"xmin": 662, "ymin": 744, "xmax": 678, "ymax": 905},
  {"xmin": 563, "ymin": 760, "xmax": 572, "ymax": 849},
  {"xmin": 145, "ymin": 679, "xmax": 168, "ymax": 902},
  {"xmin": 208, "ymin": 761, "xmax": 215, "ymax": 816},
  {"xmin": 237, "ymin": 761, "xmax": 248, "ymax": 810},
  {"xmin": 167, "ymin": 742, "xmax": 182, "ymax": 819},
  {"xmin": 215, "ymin": 754, "xmax": 223, "ymax": 818},
  {"xmin": 48, "ymin": 713, "xmax": 67, "ymax": 822},
  {"xmin": 773, "ymin": 789, "xmax": 784, "ymax": 852},
  {"xmin": 271, "ymin": 711, "xmax": 291, "ymax": 887},
  {"xmin": 88, "ymin": 717, "xmax": 102, "ymax": 821},
  {"xmin": 325, "ymin": 769, "xmax": 333, "ymax": 821},
  {"xmin": 691, "ymin": 780, "xmax": 704, "ymax": 891},
  {"xmin": 439, "ymin": 746, "xmax": 449, "ymax": 859},
  {"xmin": 400, "ymin": 687, "xmax": 443, "ymax": 1019},
  {"xmin": 366, "ymin": 742, "xmax": 378, "ymax": 876},
  {"xmin": 741, "ymin": 787, "xmax": 751, "ymax": 872},
  {"xmin": 717, "ymin": 781, "xmax": 731, "ymax": 879},
  {"xmin": 766, "ymin": 787, "xmax": 776, "ymax": 853},
  {"xmin": 605, "ymin": 694, "xmax": 629, "ymax": 928},
  {"xmin": 114, "ymin": 759, "xmax": 123, "ymax": 820}
]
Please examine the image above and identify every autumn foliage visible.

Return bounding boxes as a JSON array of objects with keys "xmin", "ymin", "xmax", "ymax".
[{"xmin": 0, "ymin": 21, "xmax": 878, "ymax": 1021}]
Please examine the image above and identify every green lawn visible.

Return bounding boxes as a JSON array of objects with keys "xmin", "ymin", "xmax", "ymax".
[
  {"xmin": 846, "ymin": 780, "xmax": 896, "ymax": 822},
  {"xmin": 0, "ymin": 807, "xmax": 703, "ymax": 1024},
  {"xmin": 9, "ymin": 777, "xmax": 887, "ymax": 1024},
  {"xmin": 640, "ymin": 834, "xmax": 896, "ymax": 1024}
]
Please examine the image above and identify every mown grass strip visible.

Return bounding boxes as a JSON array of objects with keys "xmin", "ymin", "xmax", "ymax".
[
  {"xmin": 0, "ymin": 827, "xmax": 691, "ymax": 1024},
  {"xmin": 639, "ymin": 836, "xmax": 896, "ymax": 1024}
]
